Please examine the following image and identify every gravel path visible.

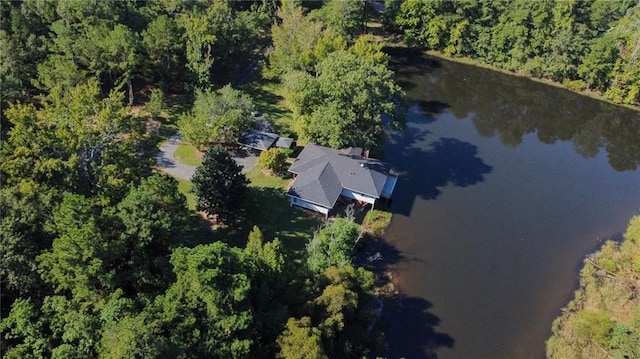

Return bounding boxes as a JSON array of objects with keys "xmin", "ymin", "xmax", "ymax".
[
  {"xmin": 156, "ymin": 133, "xmax": 196, "ymax": 181},
  {"xmin": 156, "ymin": 133, "xmax": 258, "ymax": 180}
]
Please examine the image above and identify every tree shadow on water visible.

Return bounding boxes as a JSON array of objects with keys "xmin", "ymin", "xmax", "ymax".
[
  {"xmin": 383, "ymin": 295, "xmax": 455, "ymax": 359},
  {"xmin": 388, "ymin": 135, "xmax": 493, "ymax": 217},
  {"xmin": 353, "ymin": 235, "xmax": 452, "ymax": 358}
]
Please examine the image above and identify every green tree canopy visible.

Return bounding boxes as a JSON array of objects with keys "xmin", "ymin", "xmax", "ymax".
[
  {"xmin": 310, "ymin": 0, "xmax": 364, "ymax": 41},
  {"xmin": 284, "ymin": 50, "xmax": 403, "ymax": 149},
  {"xmin": 0, "ymin": 183, "xmax": 57, "ymax": 300},
  {"xmin": 114, "ymin": 174, "xmax": 192, "ymax": 297},
  {"xmin": 1, "ymin": 79, "xmax": 151, "ymax": 203},
  {"xmin": 191, "ymin": 146, "xmax": 249, "ymax": 225},
  {"xmin": 141, "ymin": 14, "xmax": 184, "ymax": 84},
  {"xmin": 391, "ymin": 0, "xmax": 640, "ymax": 105},
  {"xmin": 277, "ymin": 317, "xmax": 328, "ymax": 359},
  {"xmin": 265, "ymin": 3, "xmax": 325, "ymax": 77},
  {"xmin": 153, "ymin": 243, "xmax": 254, "ymax": 358},
  {"xmin": 36, "ymin": 194, "xmax": 115, "ymax": 302},
  {"xmin": 547, "ymin": 216, "xmax": 640, "ymax": 358},
  {"xmin": 179, "ymin": 85, "xmax": 254, "ymax": 149},
  {"xmin": 307, "ymin": 218, "xmax": 360, "ymax": 273},
  {"xmin": 257, "ymin": 147, "xmax": 288, "ymax": 176}
]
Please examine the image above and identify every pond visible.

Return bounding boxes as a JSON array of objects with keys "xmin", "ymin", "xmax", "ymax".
[{"xmin": 381, "ymin": 49, "xmax": 640, "ymax": 359}]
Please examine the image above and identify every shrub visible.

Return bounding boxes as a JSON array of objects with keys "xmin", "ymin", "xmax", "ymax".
[
  {"xmin": 361, "ymin": 210, "xmax": 392, "ymax": 237},
  {"xmin": 258, "ymin": 148, "xmax": 288, "ymax": 176}
]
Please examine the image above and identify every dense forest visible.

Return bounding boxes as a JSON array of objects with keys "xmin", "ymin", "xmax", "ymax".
[
  {"xmin": 0, "ymin": 1, "xmax": 395, "ymax": 357},
  {"xmin": 385, "ymin": 0, "xmax": 640, "ymax": 106},
  {"xmin": 546, "ymin": 216, "xmax": 640, "ymax": 358},
  {"xmin": 2, "ymin": 0, "xmax": 640, "ymax": 358}
]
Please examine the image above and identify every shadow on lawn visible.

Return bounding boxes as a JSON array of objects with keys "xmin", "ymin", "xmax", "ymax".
[
  {"xmin": 213, "ymin": 187, "xmax": 321, "ymax": 251},
  {"xmin": 239, "ymin": 76, "xmax": 292, "ymax": 133}
]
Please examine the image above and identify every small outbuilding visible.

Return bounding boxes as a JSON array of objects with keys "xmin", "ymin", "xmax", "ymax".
[{"xmin": 238, "ymin": 130, "xmax": 293, "ymax": 151}]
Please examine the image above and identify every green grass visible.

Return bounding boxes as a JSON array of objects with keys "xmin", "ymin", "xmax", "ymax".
[
  {"xmin": 176, "ymin": 178, "xmax": 196, "ymax": 211},
  {"xmin": 174, "ymin": 142, "xmax": 202, "ymax": 166},
  {"xmin": 243, "ymin": 185, "xmax": 321, "ymax": 250},
  {"xmin": 239, "ymin": 71, "xmax": 295, "ymax": 135},
  {"xmin": 208, "ymin": 166, "xmax": 320, "ymax": 250},
  {"xmin": 245, "ymin": 166, "xmax": 291, "ymax": 189}
]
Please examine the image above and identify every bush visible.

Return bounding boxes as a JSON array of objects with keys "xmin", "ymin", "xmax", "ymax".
[
  {"xmin": 361, "ymin": 209, "xmax": 392, "ymax": 237},
  {"xmin": 258, "ymin": 148, "xmax": 288, "ymax": 176},
  {"xmin": 562, "ymin": 79, "xmax": 587, "ymax": 92}
]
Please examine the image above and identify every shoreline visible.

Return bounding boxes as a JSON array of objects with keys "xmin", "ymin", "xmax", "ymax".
[{"xmin": 383, "ymin": 42, "xmax": 640, "ymax": 113}]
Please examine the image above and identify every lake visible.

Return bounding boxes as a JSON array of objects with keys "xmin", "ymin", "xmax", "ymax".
[{"xmin": 381, "ymin": 49, "xmax": 640, "ymax": 359}]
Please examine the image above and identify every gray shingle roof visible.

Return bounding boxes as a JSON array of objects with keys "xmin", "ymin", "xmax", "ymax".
[
  {"xmin": 238, "ymin": 130, "xmax": 294, "ymax": 150},
  {"xmin": 287, "ymin": 143, "xmax": 394, "ymax": 207},
  {"xmin": 238, "ymin": 130, "xmax": 278, "ymax": 151}
]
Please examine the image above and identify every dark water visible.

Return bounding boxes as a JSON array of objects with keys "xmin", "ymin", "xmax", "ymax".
[{"xmin": 381, "ymin": 50, "xmax": 640, "ymax": 359}]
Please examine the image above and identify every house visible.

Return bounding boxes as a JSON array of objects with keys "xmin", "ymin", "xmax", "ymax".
[{"xmin": 286, "ymin": 143, "xmax": 398, "ymax": 216}]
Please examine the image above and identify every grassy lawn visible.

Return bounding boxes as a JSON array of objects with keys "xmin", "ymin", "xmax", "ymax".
[
  {"xmin": 245, "ymin": 166, "xmax": 291, "ymax": 189},
  {"xmin": 244, "ymin": 168, "xmax": 321, "ymax": 250},
  {"xmin": 209, "ymin": 167, "xmax": 321, "ymax": 251},
  {"xmin": 174, "ymin": 142, "xmax": 202, "ymax": 166},
  {"xmin": 176, "ymin": 178, "xmax": 196, "ymax": 211},
  {"xmin": 239, "ymin": 71, "xmax": 295, "ymax": 135}
]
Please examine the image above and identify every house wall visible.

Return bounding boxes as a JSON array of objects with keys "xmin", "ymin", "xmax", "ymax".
[
  {"xmin": 340, "ymin": 189, "xmax": 376, "ymax": 204},
  {"xmin": 289, "ymin": 196, "xmax": 330, "ymax": 215}
]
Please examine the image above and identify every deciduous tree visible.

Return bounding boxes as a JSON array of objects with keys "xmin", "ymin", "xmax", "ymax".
[
  {"xmin": 257, "ymin": 148, "xmax": 288, "ymax": 176},
  {"xmin": 114, "ymin": 174, "xmax": 192, "ymax": 296},
  {"xmin": 179, "ymin": 85, "xmax": 254, "ymax": 149},
  {"xmin": 153, "ymin": 243, "xmax": 254, "ymax": 358},
  {"xmin": 307, "ymin": 218, "xmax": 360, "ymax": 273},
  {"xmin": 284, "ymin": 50, "xmax": 403, "ymax": 149}
]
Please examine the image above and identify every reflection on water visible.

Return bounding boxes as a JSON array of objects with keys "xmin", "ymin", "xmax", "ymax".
[
  {"xmin": 389, "ymin": 47, "xmax": 640, "ymax": 172},
  {"xmin": 382, "ymin": 48, "xmax": 640, "ymax": 359}
]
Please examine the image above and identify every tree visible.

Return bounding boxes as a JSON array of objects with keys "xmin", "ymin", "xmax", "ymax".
[
  {"xmin": 178, "ymin": 85, "xmax": 254, "ymax": 149},
  {"xmin": 277, "ymin": 317, "xmax": 328, "ymax": 359},
  {"xmin": 310, "ymin": 0, "xmax": 364, "ymax": 41},
  {"xmin": 265, "ymin": 3, "xmax": 324, "ymax": 77},
  {"xmin": 312, "ymin": 266, "xmax": 377, "ymax": 358},
  {"xmin": 141, "ymin": 14, "xmax": 184, "ymax": 84},
  {"xmin": 603, "ymin": 6, "xmax": 640, "ymax": 105},
  {"xmin": 0, "ymin": 183, "xmax": 57, "ymax": 301},
  {"xmin": 284, "ymin": 50, "xmax": 403, "ymax": 149},
  {"xmin": 191, "ymin": 146, "xmax": 249, "ymax": 224},
  {"xmin": 1, "ymin": 294, "xmax": 108, "ymax": 359},
  {"xmin": 0, "ymin": 1, "xmax": 51, "ymax": 114},
  {"xmin": 153, "ymin": 243, "xmax": 254, "ymax": 358},
  {"xmin": 1, "ymin": 79, "xmax": 152, "ymax": 203},
  {"xmin": 547, "ymin": 216, "xmax": 640, "ymax": 358},
  {"xmin": 37, "ymin": 15, "xmax": 141, "ymax": 101},
  {"xmin": 179, "ymin": 8, "xmax": 217, "ymax": 86},
  {"xmin": 257, "ymin": 148, "xmax": 288, "ymax": 176},
  {"xmin": 307, "ymin": 218, "xmax": 360, "ymax": 273},
  {"xmin": 114, "ymin": 174, "xmax": 192, "ymax": 296},
  {"xmin": 0, "ymin": 298, "xmax": 51, "ymax": 358},
  {"xmin": 36, "ymin": 194, "xmax": 115, "ymax": 302},
  {"xmin": 578, "ymin": 35, "xmax": 618, "ymax": 92},
  {"xmin": 242, "ymin": 226, "xmax": 289, "ymax": 355},
  {"xmin": 145, "ymin": 88, "xmax": 165, "ymax": 119}
]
